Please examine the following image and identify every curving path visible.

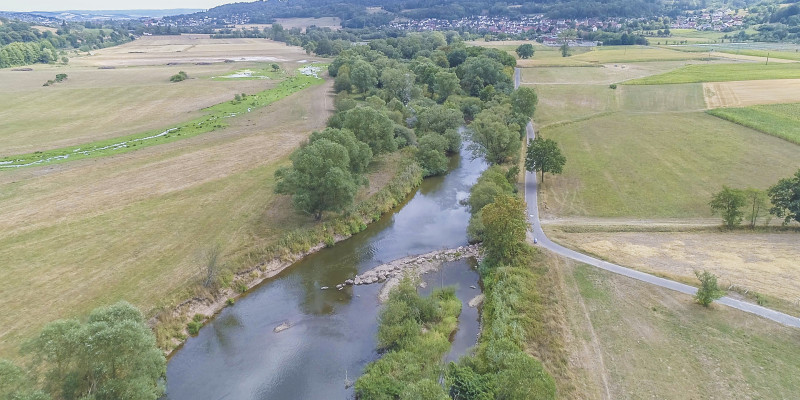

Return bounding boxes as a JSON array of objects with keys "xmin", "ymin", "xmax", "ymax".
[{"xmin": 515, "ymin": 68, "xmax": 800, "ymax": 328}]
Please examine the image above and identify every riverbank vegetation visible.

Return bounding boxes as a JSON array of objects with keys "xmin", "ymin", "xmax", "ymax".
[
  {"xmin": 355, "ymin": 279, "xmax": 460, "ymax": 399},
  {"xmin": 0, "ymin": 302, "xmax": 165, "ymax": 400}
]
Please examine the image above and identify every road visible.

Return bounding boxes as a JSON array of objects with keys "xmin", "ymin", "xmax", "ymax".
[{"xmin": 515, "ymin": 68, "xmax": 800, "ymax": 328}]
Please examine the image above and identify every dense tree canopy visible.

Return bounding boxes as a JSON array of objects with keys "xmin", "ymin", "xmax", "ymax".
[
  {"xmin": 468, "ymin": 105, "xmax": 521, "ymax": 165},
  {"xmin": 21, "ymin": 301, "xmax": 166, "ymax": 400},
  {"xmin": 336, "ymin": 106, "xmax": 398, "ymax": 154},
  {"xmin": 309, "ymin": 128, "xmax": 372, "ymax": 174},
  {"xmin": 515, "ymin": 43, "xmax": 535, "ymax": 59},
  {"xmin": 275, "ymin": 139, "xmax": 361, "ymax": 220}
]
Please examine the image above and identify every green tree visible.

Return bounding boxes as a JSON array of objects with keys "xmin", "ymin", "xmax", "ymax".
[
  {"xmin": 515, "ymin": 43, "xmax": 535, "ymax": 59},
  {"xmin": 767, "ymin": 169, "xmax": 800, "ymax": 225},
  {"xmin": 415, "ymin": 104, "xmax": 464, "ymax": 136},
  {"xmin": 511, "ymin": 87, "xmax": 538, "ymax": 120},
  {"xmin": 275, "ymin": 139, "xmax": 360, "ymax": 220},
  {"xmin": 333, "ymin": 65, "xmax": 352, "ymax": 93},
  {"xmin": 481, "ymin": 195, "xmax": 529, "ymax": 266},
  {"xmin": 694, "ymin": 270, "xmax": 725, "ymax": 307},
  {"xmin": 709, "ymin": 186, "xmax": 747, "ymax": 228},
  {"xmin": 459, "ymin": 56, "xmax": 513, "ymax": 96},
  {"xmin": 309, "ymin": 128, "xmax": 372, "ymax": 174},
  {"xmin": 560, "ymin": 43, "xmax": 570, "ymax": 57},
  {"xmin": 380, "ymin": 67, "xmax": 416, "ymax": 104},
  {"xmin": 416, "ymin": 134, "xmax": 449, "ymax": 177},
  {"xmin": 432, "ymin": 70, "xmax": 461, "ymax": 102},
  {"xmin": 339, "ymin": 107, "xmax": 397, "ymax": 154},
  {"xmin": 742, "ymin": 188, "xmax": 769, "ymax": 228},
  {"xmin": 23, "ymin": 301, "xmax": 165, "ymax": 400},
  {"xmin": 525, "ymin": 137, "xmax": 566, "ymax": 184},
  {"xmin": 0, "ymin": 360, "xmax": 50, "ymax": 400},
  {"xmin": 350, "ymin": 59, "xmax": 378, "ymax": 94},
  {"xmin": 467, "ymin": 105, "xmax": 521, "ymax": 165}
]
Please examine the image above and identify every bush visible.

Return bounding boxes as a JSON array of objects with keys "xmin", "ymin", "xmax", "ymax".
[
  {"xmin": 694, "ymin": 270, "xmax": 725, "ymax": 307},
  {"xmin": 609, "ymin": 84, "xmax": 617, "ymax": 89},
  {"xmin": 170, "ymin": 71, "xmax": 188, "ymax": 82},
  {"xmin": 187, "ymin": 320, "xmax": 202, "ymax": 335}
]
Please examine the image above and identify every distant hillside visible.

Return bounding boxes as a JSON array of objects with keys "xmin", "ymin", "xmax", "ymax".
[{"xmin": 168, "ymin": 0, "xmax": 717, "ymax": 27}]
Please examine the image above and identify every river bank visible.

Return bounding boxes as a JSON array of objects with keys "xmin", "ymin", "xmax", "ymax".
[{"xmin": 152, "ymin": 152, "xmax": 424, "ymax": 355}]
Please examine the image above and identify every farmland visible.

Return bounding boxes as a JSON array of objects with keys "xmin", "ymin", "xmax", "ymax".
[
  {"xmin": 0, "ymin": 35, "xmax": 340, "ymax": 359},
  {"xmin": 537, "ymin": 112, "xmax": 800, "ymax": 218},
  {"xmin": 707, "ymin": 102, "xmax": 800, "ymax": 145},
  {"xmin": 508, "ymin": 36, "xmax": 800, "ymax": 331},
  {"xmin": 624, "ymin": 62, "xmax": 800, "ymax": 85}
]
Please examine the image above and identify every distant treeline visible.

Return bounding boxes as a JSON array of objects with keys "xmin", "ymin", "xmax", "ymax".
[{"xmin": 0, "ymin": 18, "xmax": 132, "ymax": 68}]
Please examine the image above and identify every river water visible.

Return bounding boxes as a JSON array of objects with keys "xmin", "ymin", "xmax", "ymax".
[{"xmin": 164, "ymin": 146, "xmax": 487, "ymax": 399}]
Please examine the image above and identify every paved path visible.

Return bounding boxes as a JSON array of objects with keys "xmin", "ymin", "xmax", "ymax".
[{"xmin": 515, "ymin": 68, "xmax": 800, "ymax": 328}]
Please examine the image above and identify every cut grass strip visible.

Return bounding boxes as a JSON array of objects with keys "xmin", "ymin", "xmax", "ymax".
[
  {"xmin": 707, "ymin": 102, "xmax": 800, "ymax": 145},
  {"xmin": 0, "ymin": 66, "xmax": 325, "ymax": 169},
  {"xmin": 624, "ymin": 63, "xmax": 800, "ymax": 85}
]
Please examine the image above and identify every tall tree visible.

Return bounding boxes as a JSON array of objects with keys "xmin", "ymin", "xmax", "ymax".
[
  {"xmin": 767, "ymin": 169, "xmax": 800, "ymax": 225},
  {"xmin": 275, "ymin": 139, "xmax": 360, "ymax": 220},
  {"xmin": 467, "ymin": 105, "xmax": 521, "ymax": 164},
  {"xmin": 742, "ymin": 188, "xmax": 768, "ymax": 228},
  {"xmin": 339, "ymin": 107, "xmax": 397, "ymax": 154},
  {"xmin": 349, "ymin": 59, "xmax": 378, "ymax": 94},
  {"xmin": 511, "ymin": 86, "xmax": 538, "ymax": 120},
  {"xmin": 481, "ymin": 195, "xmax": 529, "ymax": 266},
  {"xmin": 515, "ymin": 43, "xmax": 535, "ymax": 59},
  {"xmin": 309, "ymin": 128, "xmax": 372, "ymax": 174},
  {"xmin": 525, "ymin": 136, "xmax": 566, "ymax": 184},
  {"xmin": 709, "ymin": 186, "xmax": 747, "ymax": 228}
]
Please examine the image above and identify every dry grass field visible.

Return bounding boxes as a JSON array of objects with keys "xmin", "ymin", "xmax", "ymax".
[
  {"xmin": 551, "ymin": 255, "xmax": 800, "ymax": 400},
  {"xmin": 0, "ymin": 36, "xmax": 340, "ymax": 359},
  {"xmin": 0, "ymin": 35, "xmax": 316, "ymax": 154},
  {"xmin": 704, "ymin": 79, "xmax": 800, "ymax": 108},
  {"xmin": 548, "ymin": 231, "xmax": 800, "ymax": 307}
]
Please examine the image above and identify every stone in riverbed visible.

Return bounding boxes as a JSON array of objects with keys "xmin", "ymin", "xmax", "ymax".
[
  {"xmin": 345, "ymin": 279, "xmax": 354, "ymax": 286},
  {"xmin": 274, "ymin": 322, "xmax": 291, "ymax": 333},
  {"xmin": 320, "ymin": 286, "xmax": 329, "ymax": 290}
]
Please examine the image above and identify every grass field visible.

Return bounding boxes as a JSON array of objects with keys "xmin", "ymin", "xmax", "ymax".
[
  {"xmin": 549, "ymin": 231, "xmax": 800, "ymax": 310},
  {"xmin": 532, "ymin": 84, "xmax": 619, "ymax": 127},
  {"xmin": 707, "ymin": 102, "xmax": 800, "ymax": 145},
  {"xmin": 558, "ymin": 258, "xmax": 800, "ymax": 399},
  {"xmin": 0, "ymin": 78, "xmax": 339, "ymax": 359},
  {"xmin": 518, "ymin": 45, "xmax": 710, "ymax": 67},
  {"xmin": 0, "ymin": 72, "xmax": 324, "ymax": 168},
  {"xmin": 0, "ymin": 35, "xmax": 314, "ymax": 155},
  {"xmin": 625, "ymin": 63, "xmax": 800, "ymax": 84},
  {"xmin": 719, "ymin": 48, "xmax": 800, "ymax": 61},
  {"xmin": 538, "ymin": 112, "xmax": 800, "ymax": 218},
  {"xmin": 0, "ymin": 35, "xmax": 338, "ymax": 359},
  {"xmin": 520, "ymin": 61, "xmax": 695, "ymax": 85}
]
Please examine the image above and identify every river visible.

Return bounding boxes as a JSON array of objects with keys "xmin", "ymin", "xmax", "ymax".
[{"xmin": 164, "ymin": 145, "xmax": 487, "ymax": 399}]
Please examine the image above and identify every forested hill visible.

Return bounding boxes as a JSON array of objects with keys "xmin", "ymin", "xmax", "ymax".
[{"xmin": 169, "ymin": 0, "xmax": 714, "ymax": 27}]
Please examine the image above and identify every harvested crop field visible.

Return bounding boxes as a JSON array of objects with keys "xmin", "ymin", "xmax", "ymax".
[
  {"xmin": 704, "ymin": 79, "xmax": 800, "ymax": 108},
  {"xmin": 549, "ymin": 231, "xmax": 800, "ymax": 307}
]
